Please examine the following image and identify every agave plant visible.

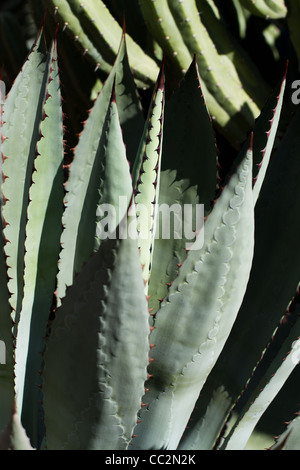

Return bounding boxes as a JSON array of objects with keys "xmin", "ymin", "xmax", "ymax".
[
  {"xmin": 0, "ymin": 20, "xmax": 300, "ymax": 451},
  {"xmin": 29, "ymin": 0, "xmax": 276, "ymax": 149},
  {"xmin": 4, "ymin": 0, "xmax": 297, "ymax": 149}
]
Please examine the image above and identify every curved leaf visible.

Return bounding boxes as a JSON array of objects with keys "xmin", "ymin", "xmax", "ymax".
[
  {"xmin": 222, "ymin": 309, "xmax": 300, "ymax": 450},
  {"xmin": 132, "ymin": 144, "xmax": 254, "ymax": 450},
  {"xmin": 14, "ymin": 40, "xmax": 65, "ymax": 448},
  {"xmin": 42, "ymin": 0, "xmax": 159, "ymax": 87},
  {"xmin": 133, "ymin": 63, "xmax": 165, "ymax": 291},
  {"xmin": 270, "ymin": 414, "xmax": 300, "ymax": 450},
  {"xmin": 56, "ymin": 35, "xmax": 135, "ymax": 302},
  {"xmin": 148, "ymin": 56, "xmax": 218, "ymax": 315},
  {"xmin": 0, "ymin": 404, "xmax": 34, "ymax": 450},
  {"xmin": 183, "ymin": 105, "xmax": 300, "ymax": 450},
  {"xmin": 43, "ymin": 211, "xmax": 150, "ymax": 450},
  {"xmin": 178, "ymin": 386, "xmax": 231, "ymax": 450},
  {"xmin": 240, "ymin": 0, "xmax": 287, "ymax": 18},
  {"xmin": 1, "ymin": 31, "xmax": 48, "ymax": 324}
]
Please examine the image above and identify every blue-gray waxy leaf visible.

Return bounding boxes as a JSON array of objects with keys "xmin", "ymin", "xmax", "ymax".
[
  {"xmin": 43, "ymin": 209, "xmax": 150, "ymax": 450},
  {"xmin": 132, "ymin": 143, "xmax": 254, "ymax": 450}
]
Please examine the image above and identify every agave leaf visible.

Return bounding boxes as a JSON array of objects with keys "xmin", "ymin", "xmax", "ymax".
[
  {"xmin": 286, "ymin": 0, "xmax": 300, "ymax": 72},
  {"xmin": 0, "ymin": 404, "xmax": 35, "ymax": 450},
  {"xmin": 225, "ymin": 106, "xmax": 300, "ymax": 387},
  {"xmin": 67, "ymin": 0, "xmax": 159, "ymax": 86},
  {"xmin": 43, "ymin": 209, "xmax": 150, "ymax": 450},
  {"xmin": 132, "ymin": 143, "xmax": 254, "ymax": 450},
  {"xmin": 168, "ymin": 0, "xmax": 260, "ymax": 127},
  {"xmin": 13, "ymin": 40, "xmax": 65, "ymax": 448},
  {"xmin": 251, "ymin": 68, "xmax": 287, "ymax": 203},
  {"xmin": 183, "ymin": 105, "xmax": 300, "ymax": 450},
  {"xmin": 104, "ymin": 0, "xmax": 154, "ymax": 54},
  {"xmin": 231, "ymin": 0, "xmax": 250, "ymax": 38},
  {"xmin": 148, "ymin": 56, "xmax": 218, "ymax": 315},
  {"xmin": 140, "ymin": 0, "xmax": 269, "ymax": 147},
  {"xmin": 56, "ymin": 34, "xmax": 138, "ymax": 303},
  {"xmin": 42, "ymin": 0, "xmax": 159, "ymax": 87},
  {"xmin": 133, "ymin": 62, "xmax": 165, "ymax": 291},
  {"xmin": 239, "ymin": 0, "xmax": 287, "ymax": 18},
  {"xmin": 102, "ymin": 32, "xmax": 145, "ymax": 167},
  {"xmin": 42, "ymin": 0, "xmax": 112, "ymax": 75},
  {"xmin": 83, "ymin": 89, "xmax": 133, "ymax": 257},
  {"xmin": 178, "ymin": 386, "xmax": 231, "ymax": 450},
  {"xmin": 0, "ymin": 50, "xmax": 14, "ymax": 435},
  {"xmin": 138, "ymin": 0, "xmax": 255, "ymax": 147},
  {"xmin": 0, "ymin": 210, "xmax": 14, "ymax": 435},
  {"xmin": 1, "ymin": 30, "xmax": 49, "ymax": 325},
  {"xmin": 270, "ymin": 414, "xmax": 300, "ymax": 450},
  {"xmin": 44, "ymin": 6, "xmax": 104, "ymax": 130},
  {"xmin": 222, "ymin": 305, "xmax": 300, "ymax": 450},
  {"xmin": 139, "ymin": 0, "xmax": 192, "ymax": 75},
  {"xmin": 229, "ymin": 67, "xmax": 287, "ymax": 205},
  {"xmin": 196, "ymin": 0, "xmax": 268, "ymax": 105}
]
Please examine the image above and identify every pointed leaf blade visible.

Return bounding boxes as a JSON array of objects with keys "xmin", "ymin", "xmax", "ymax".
[
  {"xmin": 252, "ymin": 68, "xmax": 287, "ymax": 203},
  {"xmin": 223, "ymin": 309, "xmax": 300, "ymax": 450},
  {"xmin": 270, "ymin": 414, "xmax": 300, "ymax": 450},
  {"xmin": 56, "ymin": 35, "xmax": 137, "ymax": 302},
  {"xmin": 184, "ymin": 104, "xmax": 300, "ymax": 450},
  {"xmin": 13, "ymin": 40, "xmax": 65, "ymax": 447},
  {"xmin": 148, "ymin": 57, "xmax": 218, "ymax": 315},
  {"xmin": 133, "ymin": 64, "xmax": 165, "ymax": 291},
  {"xmin": 132, "ymin": 145, "xmax": 254, "ymax": 450},
  {"xmin": 43, "ymin": 212, "xmax": 150, "ymax": 450},
  {"xmin": 1, "ymin": 31, "xmax": 49, "ymax": 324}
]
